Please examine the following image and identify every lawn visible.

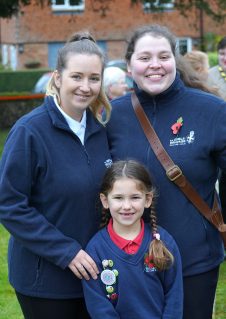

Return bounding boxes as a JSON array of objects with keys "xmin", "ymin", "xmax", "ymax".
[
  {"xmin": 0, "ymin": 224, "xmax": 225, "ymax": 318},
  {"xmin": 0, "ymin": 129, "xmax": 225, "ymax": 318}
]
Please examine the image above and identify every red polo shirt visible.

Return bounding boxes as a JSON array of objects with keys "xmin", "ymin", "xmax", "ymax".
[{"xmin": 107, "ymin": 218, "xmax": 144, "ymax": 254}]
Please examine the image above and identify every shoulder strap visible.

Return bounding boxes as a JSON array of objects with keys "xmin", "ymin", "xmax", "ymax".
[{"xmin": 131, "ymin": 92, "xmax": 226, "ymax": 236}]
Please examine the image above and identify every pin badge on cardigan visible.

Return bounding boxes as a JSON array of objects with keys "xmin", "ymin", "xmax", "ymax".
[
  {"xmin": 131, "ymin": 92, "xmax": 226, "ymax": 248},
  {"xmin": 101, "ymin": 259, "xmax": 119, "ymax": 301}
]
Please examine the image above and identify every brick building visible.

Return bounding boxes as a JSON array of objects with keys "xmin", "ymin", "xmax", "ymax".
[{"xmin": 0, "ymin": 0, "xmax": 225, "ymax": 70}]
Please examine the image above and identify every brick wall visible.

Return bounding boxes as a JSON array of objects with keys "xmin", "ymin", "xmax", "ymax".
[{"xmin": 1, "ymin": 0, "xmax": 225, "ymax": 70}]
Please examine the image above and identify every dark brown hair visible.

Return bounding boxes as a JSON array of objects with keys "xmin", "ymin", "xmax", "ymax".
[
  {"xmin": 125, "ymin": 24, "xmax": 177, "ymax": 62},
  {"xmin": 100, "ymin": 160, "xmax": 174, "ymax": 271}
]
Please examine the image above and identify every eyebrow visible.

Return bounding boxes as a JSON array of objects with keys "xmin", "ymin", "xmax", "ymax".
[
  {"xmin": 136, "ymin": 50, "xmax": 172, "ymax": 55},
  {"xmin": 70, "ymin": 71, "xmax": 101, "ymax": 76}
]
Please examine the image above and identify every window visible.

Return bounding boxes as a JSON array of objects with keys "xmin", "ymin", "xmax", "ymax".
[
  {"xmin": 51, "ymin": 0, "xmax": 85, "ymax": 12},
  {"xmin": 143, "ymin": 0, "xmax": 174, "ymax": 12},
  {"xmin": 177, "ymin": 38, "xmax": 192, "ymax": 55}
]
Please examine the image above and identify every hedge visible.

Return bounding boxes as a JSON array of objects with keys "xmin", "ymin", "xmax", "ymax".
[
  {"xmin": 0, "ymin": 69, "xmax": 50, "ymax": 93},
  {"xmin": 207, "ymin": 52, "xmax": 218, "ymax": 68},
  {"xmin": 0, "ymin": 94, "xmax": 45, "ymax": 129}
]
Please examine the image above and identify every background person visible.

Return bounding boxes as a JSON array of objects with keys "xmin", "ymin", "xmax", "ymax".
[
  {"xmin": 183, "ymin": 50, "xmax": 209, "ymax": 80},
  {"xmin": 208, "ymin": 36, "xmax": 226, "ymax": 231},
  {"xmin": 106, "ymin": 24, "xmax": 226, "ymax": 319},
  {"xmin": 208, "ymin": 36, "xmax": 226, "ymax": 100},
  {"xmin": 83, "ymin": 160, "xmax": 183, "ymax": 319},
  {"xmin": 103, "ymin": 66, "xmax": 129, "ymax": 100},
  {"xmin": 0, "ymin": 31, "xmax": 111, "ymax": 319}
]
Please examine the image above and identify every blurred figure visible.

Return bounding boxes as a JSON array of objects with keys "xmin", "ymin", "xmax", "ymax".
[
  {"xmin": 184, "ymin": 50, "xmax": 209, "ymax": 80},
  {"xmin": 208, "ymin": 36, "xmax": 226, "ymax": 100},
  {"xmin": 208, "ymin": 37, "xmax": 226, "ymax": 233},
  {"xmin": 103, "ymin": 66, "xmax": 128, "ymax": 100}
]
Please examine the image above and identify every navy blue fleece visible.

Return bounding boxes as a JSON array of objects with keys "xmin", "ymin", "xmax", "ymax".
[
  {"xmin": 0, "ymin": 96, "xmax": 111, "ymax": 298},
  {"xmin": 107, "ymin": 73, "xmax": 226, "ymax": 276},
  {"xmin": 83, "ymin": 224, "xmax": 183, "ymax": 319}
]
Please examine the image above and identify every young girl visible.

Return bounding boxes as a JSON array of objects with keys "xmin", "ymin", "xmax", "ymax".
[{"xmin": 82, "ymin": 160, "xmax": 183, "ymax": 319}]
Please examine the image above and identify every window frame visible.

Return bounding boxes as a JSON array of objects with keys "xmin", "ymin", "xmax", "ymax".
[
  {"xmin": 143, "ymin": 0, "xmax": 174, "ymax": 12},
  {"xmin": 51, "ymin": 0, "xmax": 85, "ymax": 12},
  {"xmin": 177, "ymin": 37, "xmax": 193, "ymax": 55}
]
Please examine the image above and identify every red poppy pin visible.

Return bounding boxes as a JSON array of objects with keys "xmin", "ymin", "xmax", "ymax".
[
  {"xmin": 171, "ymin": 117, "xmax": 183, "ymax": 135},
  {"xmin": 144, "ymin": 253, "xmax": 157, "ymax": 272}
]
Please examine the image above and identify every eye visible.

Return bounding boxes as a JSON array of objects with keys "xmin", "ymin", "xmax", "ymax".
[
  {"xmin": 72, "ymin": 74, "xmax": 81, "ymax": 80},
  {"xmin": 132, "ymin": 195, "xmax": 142, "ymax": 200},
  {"xmin": 113, "ymin": 196, "xmax": 123, "ymax": 200},
  {"xmin": 90, "ymin": 76, "xmax": 101, "ymax": 82},
  {"xmin": 138, "ymin": 56, "xmax": 150, "ymax": 62},
  {"xmin": 160, "ymin": 55, "xmax": 170, "ymax": 60}
]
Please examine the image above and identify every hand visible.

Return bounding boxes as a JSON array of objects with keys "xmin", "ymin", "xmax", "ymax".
[{"xmin": 68, "ymin": 249, "xmax": 99, "ymax": 280}]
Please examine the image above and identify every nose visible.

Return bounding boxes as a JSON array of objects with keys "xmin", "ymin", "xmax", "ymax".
[
  {"xmin": 80, "ymin": 79, "xmax": 90, "ymax": 92},
  {"xmin": 122, "ymin": 198, "xmax": 132, "ymax": 209},
  {"xmin": 148, "ymin": 58, "xmax": 161, "ymax": 68}
]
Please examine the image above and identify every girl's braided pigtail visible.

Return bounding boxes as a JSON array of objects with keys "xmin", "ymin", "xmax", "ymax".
[
  {"xmin": 148, "ymin": 203, "xmax": 174, "ymax": 271},
  {"xmin": 99, "ymin": 207, "xmax": 111, "ymax": 229}
]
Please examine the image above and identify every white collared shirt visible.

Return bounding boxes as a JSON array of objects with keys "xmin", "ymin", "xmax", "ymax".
[{"xmin": 54, "ymin": 95, "xmax": 86, "ymax": 144}]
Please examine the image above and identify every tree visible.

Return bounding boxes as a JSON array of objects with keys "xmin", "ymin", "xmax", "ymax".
[
  {"xmin": 132, "ymin": 0, "xmax": 226, "ymax": 22},
  {"xmin": 0, "ymin": 0, "xmax": 226, "ymax": 22},
  {"xmin": 0, "ymin": 0, "xmax": 49, "ymax": 18}
]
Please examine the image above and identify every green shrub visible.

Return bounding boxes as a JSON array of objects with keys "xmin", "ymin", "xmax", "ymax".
[
  {"xmin": 0, "ymin": 69, "xmax": 50, "ymax": 93},
  {"xmin": 208, "ymin": 52, "xmax": 218, "ymax": 67},
  {"xmin": 0, "ymin": 96, "xmax": 44, "ymax": 129}
]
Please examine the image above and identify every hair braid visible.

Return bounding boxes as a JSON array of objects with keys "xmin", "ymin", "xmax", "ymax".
[
  {"xmin": 99, "ymin": 208, "xmax": 111, "ymax": 229},
  {"xmin": 149, "ymin": 202, "xmax": 174, "ymax": 271}
]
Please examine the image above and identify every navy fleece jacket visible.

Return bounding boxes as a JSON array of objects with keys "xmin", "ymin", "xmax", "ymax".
[
  {"xmin": 107, "ymin": 74, "xmax": 226, "ymax": 276},
  {"xmin": 83, "ymin": 224, "xmax": 183, "ymax": 319},
  {"xmin": 0, "ymin": 96, "xmax": 111, "ymax": 298}
]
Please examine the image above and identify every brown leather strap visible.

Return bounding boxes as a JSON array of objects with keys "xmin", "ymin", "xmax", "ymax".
[{"xmin": 131, "ymin": 92, "xmax": 226, "ymax": 233}]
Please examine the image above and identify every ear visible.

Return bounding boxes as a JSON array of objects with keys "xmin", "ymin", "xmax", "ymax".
[
  {"xmin": 54, "ymin": 70, "xmax": 61, "ymax": 88},
  {"xmin": 145, "ymin": 192, "xmax": 153, "ymax": 208},
  {"xmin": 100, "ymin": 193, "xmax": 109, "ymax": 209},
  {"xmin": 127, "ymin": 62, "xmax": 132, "ymax": 74}
]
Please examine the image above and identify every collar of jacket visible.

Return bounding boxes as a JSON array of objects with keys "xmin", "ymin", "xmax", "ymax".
[{"xmin": 45, "ymin": 95, "xmax": 103, "ymax": 137}]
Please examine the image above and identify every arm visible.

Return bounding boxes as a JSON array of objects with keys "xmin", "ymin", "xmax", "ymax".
[
  {"xmin": 0, "ymin": 125, "xmax": 95, "ymax": 277},
  {"xmin": 161, "ymin": 234, "xmax": 183, "ymax": 319}
]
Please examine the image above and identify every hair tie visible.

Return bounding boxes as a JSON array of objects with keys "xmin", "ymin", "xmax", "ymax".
[
  {"xmin": 153, "ymin": 233, "xmax": 160, "ymax": 241},
  {"xmin": 80, "ymin": 36, "xmax": 95, "ymax": 43}
]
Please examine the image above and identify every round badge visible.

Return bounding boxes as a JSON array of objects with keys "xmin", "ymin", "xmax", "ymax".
[{"xmin": 100, "ymin": 269, "xmax": 116, "ymax": 285}]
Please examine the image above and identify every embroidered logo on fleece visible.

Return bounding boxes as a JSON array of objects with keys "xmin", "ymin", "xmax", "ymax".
[
  {"xmin": 104, "ymin": 159, "xmax": 113, "ymax": 168},
  {"xmin": 144, "ymin": 253, "xmax": 157, "ymax": 273},
  {"xmin": 170, "ymin": 131, "xmax": 195, "ymax": 147}
]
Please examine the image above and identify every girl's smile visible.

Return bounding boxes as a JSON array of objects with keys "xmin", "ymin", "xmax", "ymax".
[{"xmin": 100, "ymin": 177, "xmax": 152, "ymax": 237}]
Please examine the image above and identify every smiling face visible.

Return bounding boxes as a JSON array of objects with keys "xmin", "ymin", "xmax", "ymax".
[
  {"xmin": 100, "ymin": 177, "xmax": 152, "ymax": 235},
  {"xmin": 128, "ymin": 34, "xmax": 176, "ymax": 96},
  {"xmin": 54, "ymin": 53, "xmax": 102, "ymax": 121}
]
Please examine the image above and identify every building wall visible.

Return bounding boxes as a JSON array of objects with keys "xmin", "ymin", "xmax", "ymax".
[{"xmin": 0, "ymin": 0, "xmax": 225, "ymax": 69}]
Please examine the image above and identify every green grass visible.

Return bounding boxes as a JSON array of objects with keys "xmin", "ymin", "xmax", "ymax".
[
  {"xmin": 0, "ymin": 129, "xmax": 9, "ymax": 155},
  {"xmin": 0, "ymin": 225, "xmax": 23, "ymax": 318},
  {"xmin": 0, "ymin": 128, "xmax": 225, "ymax": 318},
  {"xmin": 215, "ymin": 260, "xmax": 226, "ymax": 318},
  {"xmin": 0, "ymin": 223, "xmax": 225, "ymax": 318}
]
